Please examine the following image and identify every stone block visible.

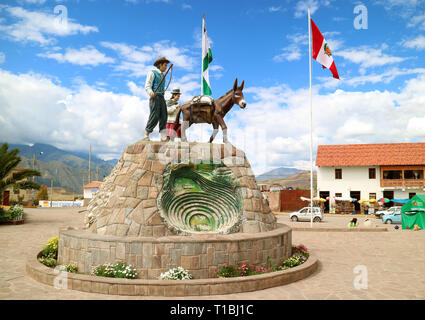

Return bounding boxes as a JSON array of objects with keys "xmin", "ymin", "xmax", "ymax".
[
  {"xmin": 109, "ymin": 284, "xmax": 118, "ymax": 295},
  {"xmin": 148, "ymin": 187, "xmax": 158, "ymax": 199},
  {"xmin": 144, "ymin": 207, "xmax": 159, "ymax": 223},
  {"xmin": 151, "ymin": 173, "xmax": 163, "ymax": 188},
  {"xmin": 148, "ymin": 285, "xmax": 165, "ymax": 296},
  {"xmin": 116, "ymin": 224, "xmax": 129, "ymax": 236},
  {"xmin": 140, "ymin": 226, "xmax": 153, "ymax": 236},
  {"xmin": 127, "ymin": 207, "xmax": 144, "ymax": 225},
  {"xmin": 114, "ymin": 175, "xmax": 129, "ymax": 186},
  {"xmin": 142, "ymin": 199, "xmax": 156, "ymax": 208},
  {"xmin": 152, "ymin": 255, "xmax": 162, "ymax": 269},
  {"xmin": 153, "ymin": 225, "xmax": 166, "ymax": 237},
  {"xmin": 118, "ymin": 285, "xmax": 135, "ymax": 296},
  {"xmin": 242, "ymin": 221, "xmax": 261, "ymax": 233},
  {"xmin": 131, "ymin": 168, "xmax": 146, "ymax": 181},
  {"xmin": 137, "ymin": 171, "xmax": 153, "ymax": 186},
  {"xmin": 243, "ymin": 199, "xmax": 253, "ymax": 211},
  {"xmin": 252, "ymin": 198, "xmax": 262, "ymax": 212},
  {"xmin": 136, "ymin": 186, "xmax": 149, "ymax": 200},
  {"xmin": 123, "ymin": 182, "xmax": 137, "ymax": 198},
  {"xmin": 142, "ymin": 160, "xmax": 153, "ymax": 171},
  {"xmin": 151, "ymin": 161, "xmax": 166, "ymax": 174},
  {"xmin": 116, "ymin": 243, "xmax": 126, "ymax": 260}
]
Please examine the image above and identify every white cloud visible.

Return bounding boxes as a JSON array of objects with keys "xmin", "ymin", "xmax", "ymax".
[
  {"xmin": 317, "ymin": 67, "xmax": 425, "ymax": 88},
  {"xmin": 295, "ymin": 0, "xmax": 319, "ymax": 18},
  {"xmin": 0, "ymin": 52, "xmax": 5, "ymax": 64},
  {"xmin": 0, "ymin": 6, "xmax": 98, "ymax": 45},
  {"xmin": 269, "ymin": 6, "xmax": 282, "ymax": 12},
  {"xmin": 402, "ymin": 35, "xmax": 425, "ymax": 50},
  {"xmin": 38, "ymin": 46, "xmax": 115, "ymax": 66},
  {"xmin": 182, "ymin": 3, "xmax": 192, "ymax": 10},
  {"xmin": 0, "ymin": 69, "xmax": 150, "ymax": 157},
  {"xmin": 335, "ymin": 45, "xmax": 407, "ymax": 72},
  {"xmin": 274, "ymin": 33, "xmax": 308, "ymax": 62},
  {"xmin": 101, "ymin": 40, "xmax": 196, "ymax": 77}
]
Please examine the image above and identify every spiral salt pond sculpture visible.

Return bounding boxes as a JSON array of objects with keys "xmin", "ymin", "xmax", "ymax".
[{"xmin": 157, "ymin": 162, "xmax": 243, "ymax": 234}]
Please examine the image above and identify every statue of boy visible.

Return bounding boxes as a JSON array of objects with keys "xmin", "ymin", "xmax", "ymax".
[
  {"xmin": 166, "ymin": 87, "xmax": 182, "ymax": 141},
  {"xmin": 143, "ymin": 56, "xmax": 170, "ymax": 141}
]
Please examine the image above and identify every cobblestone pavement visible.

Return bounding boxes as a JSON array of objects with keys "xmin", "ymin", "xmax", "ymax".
[{"xmin": 1, "ymin": 208, "xmax": 424, "ymax": 300}]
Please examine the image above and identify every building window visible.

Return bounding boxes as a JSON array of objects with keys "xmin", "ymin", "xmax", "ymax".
[
  {"xmin": 404, "ymin": 170, "xmax": 424, "ymax": 180},
  {"xmin": 369, "ymin": 193, "xmax": 376, "ymax": 199},
  {"xmin": 335, "ymin": 193, "xmax": 342, "ymax": 197},
  {"xmin": 335, "ymin": 169, "xmax": 342, "ymax": 180},
  {"xmin": 369, "ymin": 168, "xmax": 376, "ymax": 179},
  {"xmin": 409, "ymin": 193, "xmax": 416, "ymax": 199},
  {"xmin": 383, "ymin": 170, "xmax": 402, "ymax": 179}
]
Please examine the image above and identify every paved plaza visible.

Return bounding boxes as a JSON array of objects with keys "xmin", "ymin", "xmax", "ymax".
[{"xmin": 0, "ymin": 208, "xmax": 424, "ymax": 300}]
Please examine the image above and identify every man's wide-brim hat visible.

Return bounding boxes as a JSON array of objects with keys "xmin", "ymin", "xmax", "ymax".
[
  {"xmin": 153, "ymin": 56, "xmax": 170, "ymax": 66},
  {"xmin": 171, "ymin": 87, "xmax": 181, "ymax": 94}
]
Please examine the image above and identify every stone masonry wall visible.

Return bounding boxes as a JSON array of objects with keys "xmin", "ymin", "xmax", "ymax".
[
  {"xmin": 85, "ymin": 141, "xmax": 277, "ymax": 237},
  {"xmin": 58, "ymin": 224, "xmax": 291, "ymax": 279}
]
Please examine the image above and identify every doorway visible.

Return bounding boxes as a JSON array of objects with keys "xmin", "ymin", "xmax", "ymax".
[
  {"xmin": 2, "ymin": 191, "xmax": 10, "ymax": 206},
  {"xmin": 319, "ymin": 191, "xmax": 330, "ymax": 213},
  {"xmin": 350, "ymin": 191, "xmax": 361, "ymax": 213}
]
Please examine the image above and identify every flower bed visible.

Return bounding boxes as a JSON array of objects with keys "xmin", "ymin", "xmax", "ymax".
[
  {"xmin": 92, "ymin": 262, "xmax": 137, "ymax": 279},
  {"xmin": 215, "ymin": 244, "xmax": 310, "ymax": 278},
  {"xmin": 0, "ymin": 205, "xmax": 24, "ymax": 224}
]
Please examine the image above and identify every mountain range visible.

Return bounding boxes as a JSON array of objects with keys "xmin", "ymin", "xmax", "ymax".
[{"xmin": 5, "ymin": 143, "xmax": 117, "ymax": 194}]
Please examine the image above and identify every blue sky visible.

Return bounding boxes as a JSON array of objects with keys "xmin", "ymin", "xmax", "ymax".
[{"xmin": 1, "ymin": 0, "xmax": 425, "ymax": 175}]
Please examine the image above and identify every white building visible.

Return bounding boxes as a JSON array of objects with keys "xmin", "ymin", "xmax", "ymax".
[
  {"xmin": 316, "ymin": 143, "xmax": 425, "ymax": 210},
  {"xmin": 82, "ymin": 181, "xmax": 102, "ymax": 199}
]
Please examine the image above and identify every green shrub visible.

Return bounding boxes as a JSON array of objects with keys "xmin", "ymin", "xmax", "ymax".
[
  {"xmin": 38, "ymin": 257, "xmax": 57, "ymax": 268},
  {"xmin": 8, "ymin": 205, "xmax": 24, "ymax": 220},
  {"xmin": 57, "ymin": 264, "xmax": 78, "ymax": 273},
  {"xmin": 93, "ymin": 262, "xmax": 137, "ymax": 279},
  {"xmin": 38, "ymin": 237, "xmax": 59, "ymax": 268}
]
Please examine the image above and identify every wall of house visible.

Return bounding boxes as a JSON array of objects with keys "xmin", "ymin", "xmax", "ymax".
[
  {"xmin": 317, "ymin": 166, "xmax": 381, "ymax": 199},
  {"xmin": 318, "ymin": 166, "xmax": 425, "ymax": 200}
]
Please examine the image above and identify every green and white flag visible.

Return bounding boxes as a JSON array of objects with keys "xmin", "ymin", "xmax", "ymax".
[{"xmin": 202, "ymin": 15, "xmax": 213, "ymax": 96}]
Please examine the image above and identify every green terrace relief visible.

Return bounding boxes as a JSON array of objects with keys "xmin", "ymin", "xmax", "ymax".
[{"xmin": 157, "ymin": 161, "xmax": 243, "ymax": 234}]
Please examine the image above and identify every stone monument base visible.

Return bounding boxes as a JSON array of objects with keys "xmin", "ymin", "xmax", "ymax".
[{"xmin": 58, "ymin": 224, "xmax": 292, "ymax": 279}]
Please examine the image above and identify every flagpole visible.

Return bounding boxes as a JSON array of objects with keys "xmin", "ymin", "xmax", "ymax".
[
  {"xmin": 308, "ymin": 8, "xmax": 314, "ymax": 228},
  {"xmin": 201, "ymin": 13, "xmax": 205, "ymax": 142}
]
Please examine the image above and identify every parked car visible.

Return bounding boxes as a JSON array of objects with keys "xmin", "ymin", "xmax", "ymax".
[
  {"xmin": 381, "ymin": 208, "xmax": 402, "ymax": 224},
  {"xmin": 290, "ymin": 207, "xmax": 323, "ymax": 222},
  {"xmin": 374, "ymin": 206, "xmax": 402, "ymax": 219}
]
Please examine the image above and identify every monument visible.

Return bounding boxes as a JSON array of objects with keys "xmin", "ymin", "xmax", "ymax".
[{"xmin": 57, "ymin": 141, "xmax": 292, "ymax": 279}]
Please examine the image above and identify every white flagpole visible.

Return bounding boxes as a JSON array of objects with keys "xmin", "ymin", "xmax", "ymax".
[{"xmin": 308, "ymin": 8, "xmax": 314, "ymax": 228}]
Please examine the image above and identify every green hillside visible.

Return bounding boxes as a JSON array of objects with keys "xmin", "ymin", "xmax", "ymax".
[{"xmin": 4, "ymin": 143, "xmax": 117, "ymax": 194}]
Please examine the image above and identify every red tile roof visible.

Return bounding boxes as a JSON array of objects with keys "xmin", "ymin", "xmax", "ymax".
[
  {"xmin": 83, "ymin": 181, "xmax": 102, "ymax": 189},
  {"xmin": 316, "ymin": 143, "xmax": 425, "ymax": 167}
]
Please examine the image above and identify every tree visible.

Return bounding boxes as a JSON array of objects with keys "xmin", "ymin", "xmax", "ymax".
[
  {"xmin": 0, "ymin": 143, "xmax": 41, "ymax": 203},
  {"xmin": 36, "ymin": 184, "xmax": 49, "ymax": 200}
]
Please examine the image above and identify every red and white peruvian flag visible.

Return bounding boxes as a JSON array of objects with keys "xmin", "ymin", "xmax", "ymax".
[{"xmin": 311, "ymin": 18, "xmax": 340, "ymax": 79}]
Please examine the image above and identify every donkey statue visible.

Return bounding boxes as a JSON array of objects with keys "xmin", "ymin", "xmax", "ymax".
[{"xmin": 175, "ymin": 78, "xmax": 247, "ymax": 143}]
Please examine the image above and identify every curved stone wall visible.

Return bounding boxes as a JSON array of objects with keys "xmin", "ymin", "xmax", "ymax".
[
  {"xmin": 85, "ymin": 142, "xmax": 277, "ymax": 237},
  {"xmin": 58, "ymin": 224, "xmax": 292, "ymax": 280}
]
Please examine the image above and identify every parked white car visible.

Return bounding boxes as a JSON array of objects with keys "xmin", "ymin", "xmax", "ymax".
[
  {"xmin": 374, "ymin": 206, "xmax": 402, "ymax": 219},
  {"xmin": 290, "ymin": 207, "xmax": 323, "ymax": 222}
]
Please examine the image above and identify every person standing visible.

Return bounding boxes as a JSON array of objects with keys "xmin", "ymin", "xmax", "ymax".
[
  {"xmin": 166, "ymin": 87, "xmax": 182, "ymax": 141},
  {"xmin": 143, "ymin": 57, "xmax": 170, "ymax": 141}
]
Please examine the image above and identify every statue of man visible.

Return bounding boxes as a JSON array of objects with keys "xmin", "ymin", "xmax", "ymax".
[{"xmin": 142, "ymin": 56, "xmax": 170, "ymax": 141}]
